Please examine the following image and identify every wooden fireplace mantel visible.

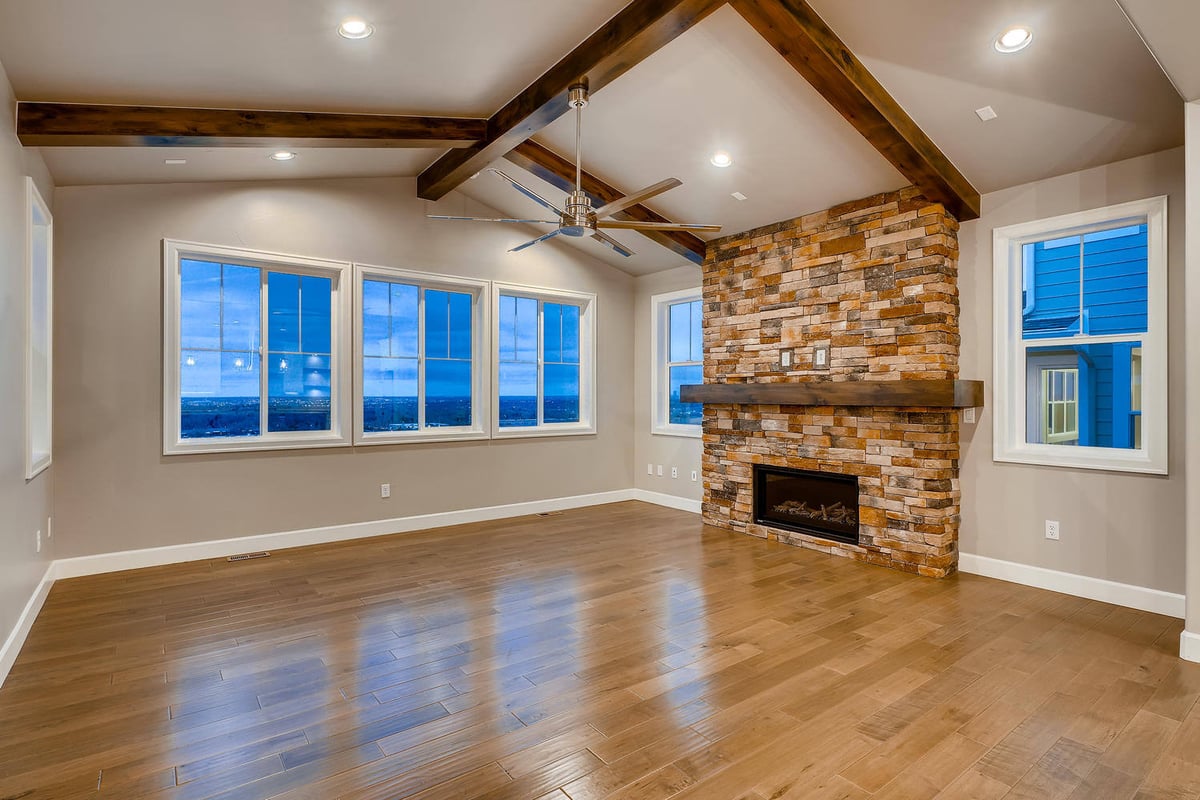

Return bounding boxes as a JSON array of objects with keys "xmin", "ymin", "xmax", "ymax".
[{"xmin": 679, "ymin": 379, "xmax": 984, "ymax": 409}]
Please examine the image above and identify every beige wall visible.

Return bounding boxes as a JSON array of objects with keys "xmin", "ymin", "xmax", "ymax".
[
  {"xmin": 632, "ymin": 265, "xmax": 703, "ymax": 503},
  {"xmin": 0, "ymin": 60, "xmax": 55, "ymax": 651},
  {"xmin": 51, "ymin": 177, "xmax": 635, "ymax": 558},
  {"xmin": 959, "ymin": 146, "xmax": 1186, "ymax": 595},
  {"xmin": 1185, "ymin": 105, "xmax": 1199, "ymax": 646}
]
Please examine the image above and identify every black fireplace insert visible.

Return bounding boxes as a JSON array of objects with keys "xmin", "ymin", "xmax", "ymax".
[{"xmin": 753, "ymin": 465, "xmax": 860, "ymax": 546}]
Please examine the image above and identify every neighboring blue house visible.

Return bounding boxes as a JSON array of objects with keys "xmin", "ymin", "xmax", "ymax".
[{"xmin": 1021, "ymin": 224, "xmax": 1147, "ymax": 450}]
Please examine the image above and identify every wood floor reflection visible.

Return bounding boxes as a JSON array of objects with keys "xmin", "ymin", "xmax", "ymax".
[{"xmin": 1, "ymin": 501, "xmax": 1198, "ymax": 799}]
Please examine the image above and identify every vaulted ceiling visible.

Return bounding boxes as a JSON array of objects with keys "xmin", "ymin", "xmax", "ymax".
[{"xmin": 0, "ymin": 0, "xmax": 1185, "ymax": 275}]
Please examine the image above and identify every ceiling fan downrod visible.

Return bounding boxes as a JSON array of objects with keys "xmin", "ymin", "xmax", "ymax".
[{"xmin": 563, "ymin": 81, "xmax": 595, "ymax": 238}]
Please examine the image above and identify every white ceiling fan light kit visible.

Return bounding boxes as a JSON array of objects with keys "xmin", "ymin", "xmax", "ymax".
[{"xmin": 428, "ymin": 81, "xmax": 721, "ymax": 257}]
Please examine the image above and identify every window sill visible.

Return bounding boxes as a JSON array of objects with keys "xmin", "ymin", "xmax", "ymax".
[
  {"xmin": 491, "ymin": 423, "xmax": 596, "ymax": 440},
  {"xmin": 994, "ymin": 447, "xmax": 1166, "ymax": 476},
  {"xmin": 164, "ymin": 433, "xmax": 351, "ymax": 456},
  {"xmin": 356, "ymin": 429, "xmax": 489, "ymax": 446},
  {"xmin": 651, "ymin": 425, "xmax": 702, "ymax": 439}
]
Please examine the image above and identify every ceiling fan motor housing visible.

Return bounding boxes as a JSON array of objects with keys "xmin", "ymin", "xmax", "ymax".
[{"xmin": 562, "ymin": 190, "xmax": 596, "ymax": 237}]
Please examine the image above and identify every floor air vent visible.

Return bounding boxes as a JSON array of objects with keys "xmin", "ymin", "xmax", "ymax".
[
  {"xmin": 536, "ymin": 511, "xmax": 564, "ymax": 517},
  {"xmin": 227, "ymin": 551, "xmax": 271, "ymax": 562}
]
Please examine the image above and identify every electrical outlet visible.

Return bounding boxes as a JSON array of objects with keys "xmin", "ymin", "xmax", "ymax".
[
  {"xmin": 47, "ymin": 517, "xmax": 52, "ymax": 538},
  {"xmin": 691, "ymin": 470, "xmax": 698, "ymax": 482},
  {"xmin": 647, "ymin": 463, "xmax": 654, "ymax": 475},
  {"xmin": 656, "ymin": 465, "xmax": 663, "ymax": 477},
  {"xmin": 380, "ymin": 483, "xmax": 391, "ymax": 499},
  {"xmin": 671, "ymin": 467, "xmax": 678, "ymax": 479},
  {"xmin": 36, "ymin": 530, "xmax": 41, "ymax": 553},
  {"xmin": 962, "ymin": 407, "xmax": 977, "ymax": 424},
  {"xmin": 1045, "ymin": 520, "xmax": 1060, "ymax": 540}
]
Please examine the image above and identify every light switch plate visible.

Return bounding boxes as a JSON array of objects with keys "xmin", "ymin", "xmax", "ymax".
[{"xmin": 813, "ymin": 344, "xmax": 830, "ymax": 370}]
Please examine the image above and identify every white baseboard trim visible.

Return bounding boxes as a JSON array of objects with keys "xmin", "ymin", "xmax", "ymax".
[
  {"xmin": 1182, "ymin": 631, "xmax": 1200, "ymax": 663},
  {"xmin": 0, "ymin": 563, "xmax": 56, "ymax": 687},
  {"xmin": 53, "ymin": 489, "xmax": 637, "ymax": 580},
  {"xmin": 630, "ymin": 489, "xmax": 702, "ymax": 514},
  {"xmin": 959, "ymin": 552, "xmax": 1186, "ymax": 619}
]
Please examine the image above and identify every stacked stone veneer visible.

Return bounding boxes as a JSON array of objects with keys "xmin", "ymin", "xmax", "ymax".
[{"xmin": 701, "ymin": 187, "xmax": 962, "ymax": 577}]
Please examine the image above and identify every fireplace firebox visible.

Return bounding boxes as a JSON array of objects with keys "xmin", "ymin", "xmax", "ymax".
[{"xmin": 753, "ymin": 465, "xmax": 860, "ymax": 546}]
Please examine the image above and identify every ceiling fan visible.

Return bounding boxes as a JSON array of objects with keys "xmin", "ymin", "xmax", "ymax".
[{"xmin": 427, "ymin": 81, "xmax": 720, "ymax": 257}]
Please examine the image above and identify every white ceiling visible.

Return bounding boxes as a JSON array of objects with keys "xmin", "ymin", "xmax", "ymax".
[
  {"xmin": 1117, "ymin": 0, "xmax": 1200, "ymax": 101},
  {"xmin": 0, "ymin": 0, "xmax": 1186, "ymax": 275}
]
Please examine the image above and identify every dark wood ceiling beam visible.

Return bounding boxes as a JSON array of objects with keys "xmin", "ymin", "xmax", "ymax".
[
  {"xmin": 16, "ymin": 102, "xmax": 486, "ymax": 148},
  {"xmin": 417, "ymin": 0, "xmax": 724, "ymax": 201},
  {"xmin": 730, "ymin": 0, "xmax": 981, "ymax": 221},
  {"xmin": 505, "ymin": 140, "xmax": 707, "ymax": 264}
]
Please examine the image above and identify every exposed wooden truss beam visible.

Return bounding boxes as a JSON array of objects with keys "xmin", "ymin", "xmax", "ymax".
[
  {"xmin": 416, "ymin": 0, "xmax": 724, "ymax": 202},
  {"xmin": 730, "ymin": 0, "xmax": 981, "ymax": 221},
  {"xmin": 505, "ymin": 140, "xmax": 707, "ymax": 264},
  {"xmin": 16, "ymin": 102, "xmax": 486, "ymax": 148}
]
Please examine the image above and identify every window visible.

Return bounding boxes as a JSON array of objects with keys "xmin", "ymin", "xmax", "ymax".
[
  {"xmin": 355, "ymin": 265, "xmax": 488, "ymax": 443},
  {"xmin": 493, "ymin": 283, "xmax": 595, "ymax": 437},
  {"xmin": 651, "ymin": 288, "xmax": 703, "ymax": 436},
  {"xmin": 25, "ymin": 178, "xmax": 52, "ymax": 479},
  {"xmin": 993, "ymin": 197, "xmax": 1167, "ymax": 473},
  {"xmin": 163, "ymin": 241, "xmax": 351, "ymax": 454}
]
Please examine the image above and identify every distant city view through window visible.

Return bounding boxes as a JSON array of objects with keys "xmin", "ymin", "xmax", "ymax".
[
  {"xmin": 179, "ymin": 259, "xmax": 333, "ymax": 439},
  {"xmin": 498, "ymin": 294, "xmax": 581, "ymax": 427},
  {"xmin": 668, "ymin": 299, "xmax": 703, "ymax": 425}
]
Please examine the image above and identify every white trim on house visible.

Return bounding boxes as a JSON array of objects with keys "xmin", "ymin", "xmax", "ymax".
[
  {"xmin": 958, "ymin": 552, "xmax": 1185, "ymax": 619},
  {"xmin": 650, "ymin": 286, "xmax": 703, "ymax": 439},
  {"xmin": 490, "ymin": 281, "xmax": 597, "ymax": 439},
  {"xmin": 0, "ymin": 564, "xmax": 55, "ymax": 688},
  {"xmin": 162, "ymin": 239, "xmax": 354, "ymax": 456},
  {"xmin": 25, "ymin": 177, "xmax": 53, "ymax": 480},
  {"xmin": 992, "ymin": 196, "xmax": 1169, "ymax": 474},
  {"xmin": 1182, "ymin": 631, "xmax": 1200, "ymax": 664}
]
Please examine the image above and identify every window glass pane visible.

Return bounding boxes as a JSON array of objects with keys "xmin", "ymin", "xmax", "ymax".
[
  {"xmin": 561, "ymin": 304, "xmax": 580, "ymax": 363},
  {"xmin": 300, "ymin": 276, "xmax": 332, "ymax": 354},
  {"xmin": 426, "ymin": 360, "xmax": 472, "ymax": 427},
  {"xmin": 1082, "ymin": 224, "xmax": 1148, "ymax": 336},
  {"xmin": 544, "ymin": 302, "xmax": 563, "ymax": 363},
  {"xmin": 1021, "ymin": 236, "xmax": 1080, "ymax": 339},
  {"xmin": 499, "ymin": 363, "xmax": 537, "ymax": 427},
  {"xmin": 363, "ymin": 357, "xmax": 417, "ymax": 432},
  {"xmin": 180, "ymin": 350, "xmax": 260, "ymax": 438},
  {"xmin": 221, "ymin": 264, "xmax": 261, "ymax": 352},
  {"xmin": 498, "ymin": 295, "xmax": 516, "ymax": 361},
  {"xmin": 425, "ymin": 289, "xmax": 450, "ymax": 359},
  {"xmin": 1025, "ymin": 342, "xmax": 1142, "ymax": 449},
  {"xmin": 391, "ymin": 283, "xmax": 419, "ymax": 358},
  {"xmin": 544, "ymin": 364, "xmax": 580, "ymax": 423},
  {"xmin": 689, "ymin": 300, "xmax": 703, "ymax": 362},
  {"xmin": 362, "ymin": 280, "xmax": 391, "ymax": 358},
  {"xmin": 180, "ymin": 259, "xmax": 222, "ymax": 350},
  {"xmin": 449, "ymin": 291, "xmax": 472, "ymax": 360},
  {"xmin": 669, "ymin": 301, "xmax": 693, "ymax": 362},
  {"xmin": 268, "ymin": 272, "xmax": 300, "ymax": 352},
  {"xmin": 268, "ymin": 353, "xmax": 331, "ymax": 432},
  {"xmin": 669, "ymin": 364, "xmax": 703, "ymax": 425},
  {"xmin": 515, "ymin": 297, "xmax": 538, "ymax": 362}
]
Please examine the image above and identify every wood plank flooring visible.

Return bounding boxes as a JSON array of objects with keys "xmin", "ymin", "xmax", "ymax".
[{"xmin": 1, "ymin": 501, "xmax": 1197, "ymax": 799}]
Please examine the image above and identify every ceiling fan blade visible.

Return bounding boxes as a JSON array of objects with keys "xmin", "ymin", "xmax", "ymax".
[
  {"xmin": 591, "ymin": 230, "xmax": 635, "ymax": 258},
  {"xmin": 597, "ymin": 220, "xmax": 722, "ymax": 232},
  {"xmin": 489, "ymin": 168, "xmax": 565, "ymax": 216},
  {"xmin": 594, "ymin": 178, "xmax": 681, "ymax": 219},
  {"xmin": 428, "ymin": 215, "xmax": 560, "ymax": 224},
  {"xmin": 509, "ymin": 228, "xmax": 564, "ymax": 254}
]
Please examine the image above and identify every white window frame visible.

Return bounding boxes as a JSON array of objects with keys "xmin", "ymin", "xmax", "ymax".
[
  {"xmin": 353, "ymin": 264, "xmax": 489, "ymax": 445},
  {"xmin": 162, "ymin": 240, "xmax": 352, "ymax": 455},
  {"xmin": 492, "ymin": 282, "xmax": 596, "ymax": 439},
  {"xmin": 651, "ymin": 287, "xmax": 703, "ymax": 438},
  {"xmin": 993, "ymin": 196, "xmax": 1168, "ymax": 474},
  {"xmin": 25, "ymin": 178, "xmax": 53, "ymax": 480}
]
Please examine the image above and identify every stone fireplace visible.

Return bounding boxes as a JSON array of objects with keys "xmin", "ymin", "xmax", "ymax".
[{"xmin": 693, "ymin": 187, "xmax": 964, "ymax": 578}]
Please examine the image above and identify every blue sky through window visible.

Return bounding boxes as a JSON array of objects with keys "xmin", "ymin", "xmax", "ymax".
[
  {"xmin": 499, "ymin": 295, "xmax": 581, "ymax": 427},
  {"xmin": 667, "ymin": 299, "xmax": 702, "ymax": 425}
]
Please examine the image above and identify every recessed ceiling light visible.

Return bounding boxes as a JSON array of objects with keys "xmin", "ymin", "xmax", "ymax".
[
  {"xmin": 975, "ymin": 105, "xmax": 998, "ymax": 122},
  {"xmin": 269, "ymin": 151, "xmax": 297, "ymax": 161},
  {"xmin": 710, "ymin": 151, "xmax": 733, "ymax": 168},
  {"xmin": 337, "ymin": 18, "xmax": 374, "ymax": 39},
  {"xmin": 994, "ymin": 26, "xmax": 1033, "ymax": 54}
]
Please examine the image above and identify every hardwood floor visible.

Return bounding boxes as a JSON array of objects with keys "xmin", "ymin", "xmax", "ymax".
[{"xmin": 1, "ymin": 501, "xmax": 1198, "ymax": 799}]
